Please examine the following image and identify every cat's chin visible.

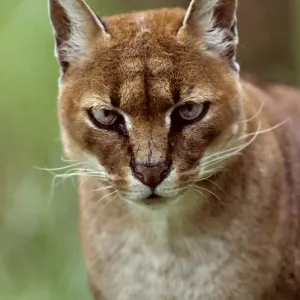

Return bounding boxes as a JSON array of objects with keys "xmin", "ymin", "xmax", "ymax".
[
  {"xmin": 126, "ymin": 194, "xmax": 183, "ymax": 211},
  {"xmin": 143, "ymin": 195, "xmax": 172, "ymax": 208}
]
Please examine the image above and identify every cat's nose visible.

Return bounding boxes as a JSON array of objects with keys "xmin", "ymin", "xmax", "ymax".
[{"xmin": 131, "ymin": 160, "xmax": 172, "ymax": 188}]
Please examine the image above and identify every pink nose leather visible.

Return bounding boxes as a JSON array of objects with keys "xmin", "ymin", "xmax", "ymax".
[{"xmin": 131, "ymin": 161, "xmax": 171, "ymax": 188}]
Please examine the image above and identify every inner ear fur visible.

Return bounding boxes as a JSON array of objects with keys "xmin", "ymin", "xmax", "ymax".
[
  {"xmin": 179, "ymin": 0, "xmax": 239, "ymax": 71},
  {"xmin": 48, "ymin": 0, "xmax": 110, "ymax": 73}
]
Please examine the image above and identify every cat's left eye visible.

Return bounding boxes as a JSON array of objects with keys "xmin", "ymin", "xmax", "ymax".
[
  {"xmin": 177, "ymin": 103, "xmax": 204, "ymax": 121},
  {"xmin": 171, "ymin": 102, "xmax": 210, "ymax": 130},
  {"xmin": 177, "ymin": 102, "xmax": 209, "ymax": 122}
]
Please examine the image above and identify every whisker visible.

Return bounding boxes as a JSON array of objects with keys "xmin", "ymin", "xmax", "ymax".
[
  {"xmin": 202, "ymin": 142, "xmax": 247, "ymax": 164},
  {"xmin": 236, "ymin": 118, "xmax": 290, "ymax": 141},
  {"xmin": 34, "ymin": 162, "xmax": 86, "ymax": 172},
  {"xmin": 202, "ymin": 121, "xmax": 262, "ymax": 165},
  {"xmin": 64, "ymin": 168, "xmax": 107, "ymax": 177},
  {"xmin": 93, "ymin": 185, "xmax": 113, "ymax": 192},
  {"xmin": 53, "ymin": 172, "xmax": 106, "ymax": 180},
  {"xmin": 60, "ymin": 156, "xmax": 81, "ymax": 163},
  {"xmin": 202, "ymin": 118, "xmax": 290, "ymax": 171},
  {"xmin": 201, "ymin": 167, "xmax": 224, "ymax": 175},
  {"xmin": 201, "ymin": 121, "xmax": 262, "ymax": 169},
  {"xmin": 198, "ymin": 172, "xmax": 216, "ymax": 181},
  {"xmin": 97, "ymin": 195, "xmax": 118, "ymax": 214},
  {"xmin": 202, "ymin": 153, "xmax": 243, "ymax": 170},
  {"xmin": 93, "ymin": 190, "xmax": 118, "ymax": 209},
  {"xmin": 190, "ymin": 185, "xmax": 225, "ymax": 207},
  {"xmin": 198, "ymin": 166, "xmax": 225, "ymax": 177},
  {"xmin": 94, "ymin": 191, "xmax": 118, "ymax": 212},
  {"xmin": 239, "ymin": 101, "xmax": 265, "ymax": 124},
  {"xmin": 36, "ymin": 157, "xmax": 112, "ymax": 211},
  {"xmin": 44, "ymin": 169, "xmax": 108, "ymax": 205},
  {"xmin": 189, "ymin": 187, "xmax": 205, "ymax": 198},
  {"xmin": 202, "ymin": 178, "xmax": 226, "ymax": 195},
  {"xmin": 188, "ymin": 187, "xmax": 211, "ymax": 214}
]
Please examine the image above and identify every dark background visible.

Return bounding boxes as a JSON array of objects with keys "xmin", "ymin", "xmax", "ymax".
[{"xmin": 1, "ymin": 0, "xmax": 299, "ymax": 299}]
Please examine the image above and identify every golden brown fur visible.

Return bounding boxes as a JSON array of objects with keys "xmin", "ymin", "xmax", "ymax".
[{"xmin": 49, "ymin": 0, "xmax": 300, "ymax": 299}]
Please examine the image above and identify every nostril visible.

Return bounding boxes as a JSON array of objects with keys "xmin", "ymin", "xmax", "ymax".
[
  {"xmin": 161, "ymin": 170, "xmax": 170, "ymax": 181},
  {"xmin": 160, "ymin": 163, "xmax": 171, "ymax": 180},
  {"xmin": 134, "ymin": 171, "xmax": 145, "ymax": 183}
]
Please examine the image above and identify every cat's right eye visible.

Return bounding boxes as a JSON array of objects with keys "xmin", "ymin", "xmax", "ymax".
[
  {"xmin": 87, "ymin": 108, "xmax": 126, "ymax": 135},
  {"xmin": 90, "ymin": 108, "xmax": 118, "ymax": 126}
]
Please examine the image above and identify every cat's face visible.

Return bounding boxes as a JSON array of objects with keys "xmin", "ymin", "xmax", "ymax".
[{"xmin": 50, "ymin": 0, "xmax": 245, "ymax": 207}]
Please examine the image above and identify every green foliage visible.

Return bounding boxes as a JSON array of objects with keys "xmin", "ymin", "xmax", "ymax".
[{"xmin": 0, "ymin": 1, "xmax": 93, "ymax": 299}]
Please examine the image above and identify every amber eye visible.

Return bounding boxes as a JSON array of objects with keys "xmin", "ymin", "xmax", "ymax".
[
  {"xmin": 177, "ymin": 102, "xmax": 206, "ymax": 121},
  {"xmin": 87, "ymin": 108, "xmax": 127, "ymax": 135}
]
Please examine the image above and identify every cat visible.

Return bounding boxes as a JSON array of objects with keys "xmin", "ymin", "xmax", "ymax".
[{"xmin": 49, "ymin": 0, "xmax": 300, "ymax": 299}]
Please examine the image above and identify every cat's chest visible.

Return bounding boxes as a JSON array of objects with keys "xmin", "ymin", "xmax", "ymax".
[{"xmin": 92, "ymin": 229, "xmax": 247, "ymax": 300}]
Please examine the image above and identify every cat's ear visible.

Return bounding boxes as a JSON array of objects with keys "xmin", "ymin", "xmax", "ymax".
[
  {"xmin": 49, "ymin": 0, "xmax": 110, "ymax": 73},
  {"xmin": 178, "ymin": 0, "xmax": 239, "ymax": 71}
]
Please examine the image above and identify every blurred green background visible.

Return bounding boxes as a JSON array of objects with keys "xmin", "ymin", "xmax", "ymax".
[{"xmin": 1, "ymin": 0, "xmax": 299, "ymax": 299}]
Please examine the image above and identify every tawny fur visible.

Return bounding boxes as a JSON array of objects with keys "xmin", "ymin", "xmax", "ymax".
[{"xmin": 49, "ymin": 0, "xmax": 300, "ymax": 299}]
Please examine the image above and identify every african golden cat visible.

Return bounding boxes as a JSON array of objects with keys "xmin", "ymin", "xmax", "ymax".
[{"xmin": 48, "ymin": 0, "xmax": 300, "ymax": 299}]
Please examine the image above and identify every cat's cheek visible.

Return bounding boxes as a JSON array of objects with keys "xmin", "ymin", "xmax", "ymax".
[
  {"xmin": 154, "ymin": 169, "xmax": 181, "ymax": 198},
  {"xmin": 125, "ymin": 174, "xmax": 152, "ymax": 201}
]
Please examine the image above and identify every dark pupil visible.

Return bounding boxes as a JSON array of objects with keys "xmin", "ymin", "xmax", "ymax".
[
  {"xmin": 184, "ymin": 104, "xmax": 193, "ymax": 113},
  {"xmin": 103, "ymin": 110, "xmax": 111, "ymax": 117}
]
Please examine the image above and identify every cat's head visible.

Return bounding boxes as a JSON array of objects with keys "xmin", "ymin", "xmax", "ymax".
[{"xmin": 49, "ymin": 0, "xmax": 245, "ymax": 208}]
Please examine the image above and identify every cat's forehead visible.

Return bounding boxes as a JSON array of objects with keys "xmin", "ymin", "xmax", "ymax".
[
  {"xmin": 102, "ymin": 8, "xmax": 186, "ymax": 40},
  {"xmin": 72, "ymin": 9, "xmax": 230, "ymax": 117},
  {"xmin": 98, "ymin": 58, "xmax": 172, "ymax": 117},
  {"xmin": 84, "ymin": 42, "xmax": 222, "ymax": 118},
  {"xmin": 89, "ymin": 26, "xmax": 183, "ymax": 115}
]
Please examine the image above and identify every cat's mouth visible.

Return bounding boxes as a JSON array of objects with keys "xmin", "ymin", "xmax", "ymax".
[
  {"xmin": 141, "ymin": 193, "xmax": 182, "ymax": 208},
  {"xmin": 124, "ymin": 189, "xmax": 183, "ymax": 209}
]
